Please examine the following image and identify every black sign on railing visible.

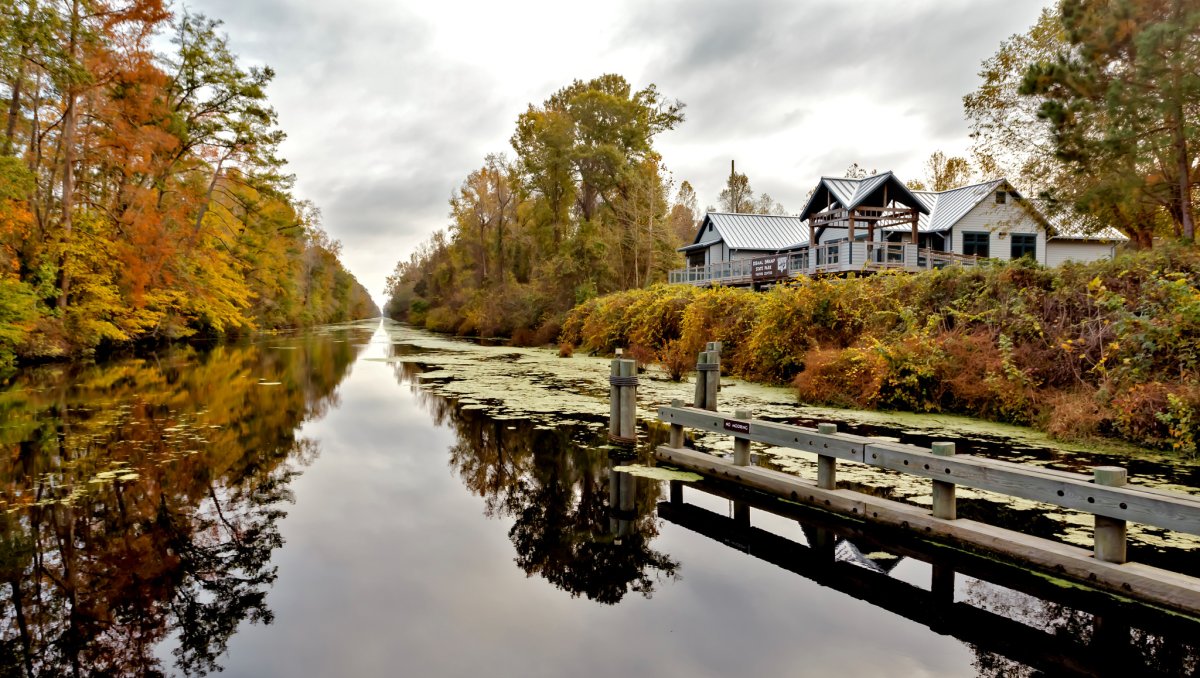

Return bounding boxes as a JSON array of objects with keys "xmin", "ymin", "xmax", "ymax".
[
  {"xmin": 751, "ymin": 256, "xmax": 787, "ymax": 282},
  {"xmin": 723, "ymin": 419, "xmax": 750, "ymax": 434}
]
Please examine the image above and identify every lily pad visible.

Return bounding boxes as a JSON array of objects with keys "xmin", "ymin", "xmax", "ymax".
[{"xmin": 613, "ymin": 464, "xmax": 703, "ymax": 483}]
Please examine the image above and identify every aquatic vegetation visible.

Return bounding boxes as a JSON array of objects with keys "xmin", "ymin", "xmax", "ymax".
[{"xmin": 613, "ymin": 465, "xmax": 704, "ymax": 482}]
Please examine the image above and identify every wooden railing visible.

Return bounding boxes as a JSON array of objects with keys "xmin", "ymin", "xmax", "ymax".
[
  {"xmin": 654, "ymin": 401, "xmax": 1200, "ymax": 614},
  {"xmin": 668, "ymin": 259, "xmax": 756, "ymax": 285},
  {"xmin": 668, "ymin": 244, "xmax": 984, "ymax": 285},
  {"xmin": 810, "ymin": 206, "xmax": 918, "ymax": 229}
]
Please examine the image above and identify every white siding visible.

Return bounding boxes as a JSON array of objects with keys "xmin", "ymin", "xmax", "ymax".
[
  {"xmin": 948, "ymin": 194, "xmax": 1045, "ymax": 263},
  {"xmin": 1046, "ymin": 240, "xmax": 1117, "ymax": 267},
  {"xmin": 815, "ymin": 227, "xmax": 848, "ymax": 244}
]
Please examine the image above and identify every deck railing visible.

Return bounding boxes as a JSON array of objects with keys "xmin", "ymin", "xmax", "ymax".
[{"xmin": 670, "ymin": 242, "xmax": 983, "ymax": 286}]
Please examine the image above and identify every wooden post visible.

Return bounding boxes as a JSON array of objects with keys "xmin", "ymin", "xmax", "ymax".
[
  {"xmin": 668, "ymin": 398, "xmax": 685, "ymax": 448},
  {"xmin": 706, "ymin": 341, "xmax": 723, "ymax": 392},
  {"xmin": 619, "ymin": 359, "xmax": 637, "ymax": 441},
  {"xmin": 609, "ymin": 359, "xmax": 621, "ymax": 439},
  {"xmin": 817, "ymin": 423, "xmax": 837, "ymax": 489},
  {"xmin": 931, "ymin": 442, "xmax": 956, "ymax": 520},
  {"xmin": 911, "ymin": 209, "xmax": 919, "ymax": 249},
  {"xmin": 669, "ymin": 480, "xmax": 683, "ymax": 504},
  {"xmin": 733, "ymin": 408, "xmax": 751, "ymax": 466},
  {"xmin": 1094, "ymin": 466, "xmax": 1128, "ymax": 564},
  {"xmin": 608, "ymin": 463, "xmax": 620, "ymax": 534},
  {"xmin": 612, "ymin": 467, "xmax": 635, "ymax": 538},
  {"xmin": 734, "ymin": 500, "xmax": 750, "ymax": 527},
  {"xmin": 693, "ymin": 350, "xmax": 709, "ymax": 408},
  {"xmin": 704, "ymin": 350, "xmax": 719, "ymax": 412},
  {"xmin": 931, "ymin": 564, "xmax": 955, "ymax": 603}
]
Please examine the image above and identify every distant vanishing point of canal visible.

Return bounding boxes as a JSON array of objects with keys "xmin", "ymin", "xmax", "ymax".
[{"xmin": 1, "ymin": 319, "xmax": 1198, "ymax": 676}]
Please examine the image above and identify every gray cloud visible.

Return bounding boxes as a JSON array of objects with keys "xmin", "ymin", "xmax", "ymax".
[{"xmin": 185, "ymin": 0, "xmax": 1052, "ymax": 302}]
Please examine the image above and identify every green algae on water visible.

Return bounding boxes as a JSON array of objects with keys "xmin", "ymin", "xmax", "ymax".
[{"xmin": 613, "ymin": 465, "xmax": 703, "ymax": 482}]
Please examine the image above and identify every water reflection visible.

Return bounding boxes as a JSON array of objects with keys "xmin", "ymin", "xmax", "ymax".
[
  {"xmin": 658, "ymin": 482, "xmax": 1200, "ymax": 677},
  {"xmin": 391, "ymin": 356, "xmax": 679, "ymax": 604},
  {"xmin": 388, "ymin": 339, "xmax": 1200, "ymax": 676},
  {"xmin": 0, "ymin": 326, "xmax": 372, "ymax": 676}
]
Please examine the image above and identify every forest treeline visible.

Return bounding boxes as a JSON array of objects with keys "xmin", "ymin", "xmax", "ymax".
[
  {"xmin": 562, "ymin": 247, "xmax": 1200, "ymax": 453},
  {"xmin": 384, "ymin": 74, "xmax": 690, "ymax": 341},
  {"xmin": 0, "ymin": 1, "xmax": 377, "ymax": 372}
]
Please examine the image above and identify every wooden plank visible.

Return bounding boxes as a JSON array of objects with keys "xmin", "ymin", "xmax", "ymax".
[
  {"xmin": 655, "ymin": 445, "xmax": 1200, "ymax": 615},
  {"xmin": 657, "ymin": 405, "xmax": 868, "ymax": 463},
  {"xmin": 865, "ymin": 441, "xmax": 1200, "ymax": 536}
]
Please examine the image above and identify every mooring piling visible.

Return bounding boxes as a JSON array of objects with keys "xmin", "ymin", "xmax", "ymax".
[
  {"xmin": 608, "ymin": 356, "xmax": 638, "ymax": 444},
  {"xmin": 693, "ymin": 350, "xmax": 720, "ymax": 410}
]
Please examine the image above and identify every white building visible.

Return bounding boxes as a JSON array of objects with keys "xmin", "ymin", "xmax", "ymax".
[{"xmin": 669, "ymin": 172, "xmax": 1126, "ymax": 286}]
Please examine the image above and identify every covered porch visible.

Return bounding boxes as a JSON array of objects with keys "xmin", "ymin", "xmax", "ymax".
[{"xmin": 667, "ymin": 243, "xmax": 979, "ymax": 286}]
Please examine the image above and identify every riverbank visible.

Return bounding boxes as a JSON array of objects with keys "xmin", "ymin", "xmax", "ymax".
[{"xmin": 559, "ymin": 246, "xmax": 1200, "ymax": 454}]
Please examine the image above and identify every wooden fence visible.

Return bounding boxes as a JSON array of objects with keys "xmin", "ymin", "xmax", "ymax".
[{"xmin": 639, "ymin": 347, "xmax": 1200, "ymax": 615}]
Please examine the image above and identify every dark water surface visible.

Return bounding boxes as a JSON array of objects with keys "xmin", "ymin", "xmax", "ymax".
[{"xmin": 1, "ymin": 320, "xmax": 1197, "ymax": 676}]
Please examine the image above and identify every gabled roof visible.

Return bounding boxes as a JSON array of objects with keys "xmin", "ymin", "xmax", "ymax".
[
  {"xmin": 907, "ymin": 179, "xmax": 1008, "ymax": 233},
  {"xmin": 798, "ymin": 171, "xmax": 930, "ymax": 221},
  {"xmin": 683, "ymin": 212, "xmax": 810, "ymax": 252}
]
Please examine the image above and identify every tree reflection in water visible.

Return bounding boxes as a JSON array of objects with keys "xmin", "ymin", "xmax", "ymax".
[
  {"xmin": 0, "ymin": 327, "xmax": 370, "ymax": 676},
  {"xmin": 392, "ymin": 358, "xmax": 679, "ymax": 605}
]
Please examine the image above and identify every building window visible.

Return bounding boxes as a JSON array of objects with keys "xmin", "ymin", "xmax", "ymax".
[
  {"xmin": 995, "ymin": 190, "xmax": 1007, "ymax": 204},
  {"xmin": 1011, "ymin": 233, "xmax": 1036, "ymax": 260},
  {"xmin": 963, "ymin": 232, "xmax": 990, "ymax": 257}
]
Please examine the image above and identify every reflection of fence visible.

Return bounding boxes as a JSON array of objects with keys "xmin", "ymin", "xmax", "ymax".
[
  {"xmin": 658, "ymin": 484, "xmax": 1199, "ymax": 677},
  {"xmin": 646, "ymin": 375, "xmax": 1200, "ymax": 615}
]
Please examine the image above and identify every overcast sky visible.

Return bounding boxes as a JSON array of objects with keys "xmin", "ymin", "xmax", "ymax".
[{"xmin": 184, "ymin": 0, "xmax": 1051, "ymax": 305}]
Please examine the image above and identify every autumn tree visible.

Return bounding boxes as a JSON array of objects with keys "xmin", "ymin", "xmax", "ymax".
[
  {"xmin": 921, "ymin": 151, "xmax": 974, "ymax": 191},
  {"xmin": 1020, "ymin": 0, "xmax": 1200, "ymax": 245},
  {"xmin": 0, "ymin": 4, "xmax": 376, "ymax": 366},
  {"xmin": 718, "ymin": 162, "xmax": 753, "ymax": 212},
  {"xmin": 667, "ymin": 180, "xmax": 699, "ymax": 243}
]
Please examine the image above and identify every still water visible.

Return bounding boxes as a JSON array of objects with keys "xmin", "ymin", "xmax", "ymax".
[{"xmin": 0, "ymin": 319, "xmax": 1197, "ymax": 676}]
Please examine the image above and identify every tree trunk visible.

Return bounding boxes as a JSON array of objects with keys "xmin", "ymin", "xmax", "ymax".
[
  {"xmin": 58, "ymin": 0, "xmax": 82, "ymax": 310},
  {"xmin": 1174, "ymin": 111, "xmax": 1195, "ymax": 241},
  {"xmin": 3, "ymin": 2, "xmax": 36, "ymax": 156},
  {"xmin": 4, "ymin": 60, "xmax": 25, "ymax": 156}
]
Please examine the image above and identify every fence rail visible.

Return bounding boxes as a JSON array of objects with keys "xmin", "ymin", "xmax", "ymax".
[{"xmin": 646, "ymin": 388, "xmax": 1200, "ymax": 614}]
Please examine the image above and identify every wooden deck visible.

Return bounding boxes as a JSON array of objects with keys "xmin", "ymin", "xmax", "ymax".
[{"xmin": 669, "ymin": 242, "xmax": 980, "ymax": 287}]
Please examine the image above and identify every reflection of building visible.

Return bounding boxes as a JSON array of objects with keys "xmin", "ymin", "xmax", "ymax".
[{"xmin": 671, "ymin": 173, "xmax": 1126, "ymax": 286}]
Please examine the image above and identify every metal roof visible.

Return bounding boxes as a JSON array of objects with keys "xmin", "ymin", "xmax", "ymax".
[
  {"xmin": 1044, "ymin": 212, "xmax": 1128, "ymax": 241},
  {"xmin": 685, "ymin": 212, "xmax": 810, "ymax": 252},
  {"xmin": 889, "ymin": 179, "xmax": 1007, "ymax": 233},
  {"xmin": 880, "ymin": 179, "xmax": 1050, "ymax": 234},
  {"xmin": 798, "ymin": 171, "xmax": 930, "ymax": 221}
]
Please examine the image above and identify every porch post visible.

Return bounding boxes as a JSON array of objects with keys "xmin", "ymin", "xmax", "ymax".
[{"xmin": 847, "ymin": 210, "xmax": 855, "ymax": 265}]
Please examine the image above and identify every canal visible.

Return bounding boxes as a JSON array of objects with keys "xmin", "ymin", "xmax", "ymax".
[{"xmin": 0, "ymin": 319, "xmax": 1197, "ymax": 676}]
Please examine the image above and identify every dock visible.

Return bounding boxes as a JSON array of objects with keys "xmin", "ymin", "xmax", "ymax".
[{"xmin": 606, "ymin": 349, "xmax": 1200, "ymax": 617}]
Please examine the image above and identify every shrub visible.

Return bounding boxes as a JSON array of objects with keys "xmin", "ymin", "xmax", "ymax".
[
  {"xmin": 658, "ymin": 339, "xmax": 692, "ymax": 382},
  {"xmin": 793, "ymin": 347, "xmax": 886, "ymax": 409},
  {"xmin": 1044, "ymin": 387, "xmax": 1112, "ymax": 441}
]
